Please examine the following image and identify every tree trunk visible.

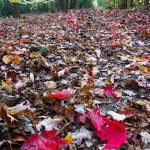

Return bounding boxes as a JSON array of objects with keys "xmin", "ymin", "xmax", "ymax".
[
  {"xmin": 144, "ymin": 0, "xmax": 149, "ymax": 7},
  {"xmin": 50, "ymin": 1, "xmax": 55, "ymax": 13},
  {"xmin": 12, "ymin": 3, "xmax": 20, "ymax": 18},
  {"xmin": 119, "ymin": 0, "xmax": 127, "ymax": 9},
  {"xmin": 130, "ymin": 0, "xmax": 134, "ymax": 7},
  {"xmin": 58, "ymin": 0, "xmax": 68, "ymax": 12},
  {"xmin": 70, "ymin": 0, "xmax": 77, "ymax": 9}
]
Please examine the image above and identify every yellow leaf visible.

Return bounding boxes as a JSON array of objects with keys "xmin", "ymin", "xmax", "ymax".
[
  {"xmin": 2, "ymin": 79, "xmax": 11, "ymax": 87},
  {"xmin": 30, "ymin": 52, "xmax": 40, "ymax": 58},
  {"xmin": 64, "ymin": 133, "xmax": 72, "ymax": 144},
  {"xmin": 11, "ymin": 55, "xmax": 21, "ymax": 65},
  {"xmin": 139, "ymin": 65, "xmax": 149, "ymax": 74},
  {"xmin": 104, "ymin": 79, "xmax": 111, "ymax": 85},
  {"xmin": 2, "ymin": 79, "xmax": 12, "ymax": 92}
]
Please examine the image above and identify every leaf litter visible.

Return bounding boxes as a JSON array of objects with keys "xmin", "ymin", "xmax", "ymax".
[{"xmin": 0, "ymin": 8, "xmax": 150, "ymax": 150}]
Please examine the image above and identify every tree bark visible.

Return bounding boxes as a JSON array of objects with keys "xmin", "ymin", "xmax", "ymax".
[
  {"xmin": 119, "ymin": 0, "xmax": 127, "ymax": 9},
  {"xmin": 12, "ymin": 3, "xmax": 20, "ymax": 18},
  {"xmin": 144, "ymin": 0, "xmax": 149, "ymax": 7},
  {"xmin": 130, "ymin": 0, "xmax": 134, "ymax": 7},
  {"xmin": 70, "ymin": 0, "xmax": 77, "ymax": 9}
]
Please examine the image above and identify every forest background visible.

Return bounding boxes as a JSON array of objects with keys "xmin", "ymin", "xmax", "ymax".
[{"xmin": 0, "ymin": 0, "xmax": 149, "ymax": 17}]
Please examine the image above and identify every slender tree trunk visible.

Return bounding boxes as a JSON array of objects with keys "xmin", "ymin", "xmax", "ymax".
[
  {"xmin": 50, "ymin": 1, "xmax": 55, "ymax": 13},
  {"xmin": 113, "ymin": 0, "xmax": 116, "ymax": 7},
  {"xmin": 144, "ymin": 0, "xmax": 149, "ymax": 7},
  {"xmin": 130, "ymin": 0, "xmax": 134, "ymax": 7},
  {"xmin": 70, "ymin": 0, "xmax": 77, "ymax": 9},
  {"xmin": 58, "ymin": 0, "xmax": 68, "ymax": 12},
  {"xmin": 12, "ymin": 3, "xmax": 20, "ymax": 18},
  {"xmin": 119, "ymin": 0, "xmax": 127, "ymax": 9}
]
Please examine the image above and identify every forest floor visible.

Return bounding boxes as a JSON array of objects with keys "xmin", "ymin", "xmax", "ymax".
[{"xmin": 0, "ymin": 8, "xmax": 150, "ymax": 150}]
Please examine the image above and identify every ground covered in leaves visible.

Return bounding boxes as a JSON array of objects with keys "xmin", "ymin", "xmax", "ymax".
[{"xmin": 0, "ymin": 8, "xmax": 150, "ymax": 150}]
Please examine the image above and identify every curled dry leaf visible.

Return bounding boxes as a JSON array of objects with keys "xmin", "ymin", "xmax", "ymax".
[
  {"xmin": 2, "ymin": 55, "xmax": 21, "ymax": 65},
  {"xmin": 5, "ymin": 101, "xmax": 35, "ymax": 116},
  {"xmin": 71, "ymin": 127, "xmax": 92, "ymax": 145},
  {"xmin": 107, "ymin": 111, "xmax": 126, "ymax": 121},
  {"xmin": 140, "ymin": 132, "xmax": 150, "ymax": 145},
  {"xmin": 44, "ymin": 81, "xmax": 57, "ymax": 89},
  {"xmin": 36, "ymin": 117, "xmax": 63, "ymax": 131},
  {"xmin": 30, "ymin": 72, "xmax": 34, "ymax": 83}
]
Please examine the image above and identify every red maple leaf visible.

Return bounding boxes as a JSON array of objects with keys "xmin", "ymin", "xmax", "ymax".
[
  {"xmin": 95, "ymin": 118, "xmax": 127, "ymax": 150},
  {"xmin": 101, "ymin": 86, "xmax": 118, "ymax": 100},
  {"xmin": 48, "ymin": 88, "xmax": 76, "ymax": 99},
  {"xmin": 20, "ymin": 130, "xmax": 65, "ymax": 150},
  {"xmin": 80, "ymin": 109, "xmax": 127, "ymax": 149},
  {"xmin": 90, "ymin": 109, "xmax": 105, "ymax": 131},
  {"xmin": 79, "ymin": 109, "xmax": 105, "ymax": 131}
]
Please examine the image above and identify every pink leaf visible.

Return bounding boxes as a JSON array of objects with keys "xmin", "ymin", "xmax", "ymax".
[
  {"xmin": 48, "ymin": 88, "xmax": 76, "ymax": 99},
  {"xmin": 90, "ymin": 109, "xmax": 105, "ymax": 131},
  {"xmin": 95, "ymin": 119, "xmax": 127, "ymax": 150},
  {"xmin": 79, "ymin": 109, "xmax": 105, "ymax": 131},
  {"xmin": 20, "ymin": 130, "xmax": 65, "ymax": 150},
  {"xmin": 101, "ymin": 86, "xmax": 118, "ymax": 100}
]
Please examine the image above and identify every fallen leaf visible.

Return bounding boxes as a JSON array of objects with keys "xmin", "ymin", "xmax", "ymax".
[
  {"xmin": 95, "ymin": 119, "xmax": 127, "ymax": 150},
  {"xmin": 36, "ymin": 117, "xmax": 62, "ymax": 131},
  {"xmin": 64, "ymin": 133, "xmax": 72, "ymax": 144},
  {"xmin": 30, "ymin": 72, "xmax": 34, "ymax": 83},
  {"xmin": 20, "ymin": 130, "xmax": 65, "ymax": 150},
  {"xmin": 44, "ymin": 81, "xmax": 57, "ymax": 89},
  {"xmin": 48, "ymin": 88, "xmax": 76, "ymax": 99},
  {"xmin": 100, "ymin": 86, "xmax": 118, "ymax": 100},
  {"xmin": 108, "ymin": 111, "xmax": 126, "ymax": 121},
  {"xmin": 140, "ymin": 132, "xmax": 150, "ymax": 145},
  {"xmin": 125, "ymin": 80, "xmax": 140, "ymax": 91},
  {"xmin": 1, "ymin": 78, "xmax": 12, "ymax": 92}
]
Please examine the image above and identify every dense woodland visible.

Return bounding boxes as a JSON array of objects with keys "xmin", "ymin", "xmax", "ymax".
[{"xmin": 0, "ymin": 0, "xmax": 149, "ymax": 17}]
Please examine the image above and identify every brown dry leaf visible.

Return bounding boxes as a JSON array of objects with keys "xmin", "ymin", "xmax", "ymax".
[
  {"xmin": 135, "ymin": 100, "xmax": 150, "ymax": 112},
  {"xmin": 0, "ymin": 104, "xmax": 14, "ymax": 127},
  {"xmin": 121, "ymin": 101, "xmax": 149, "ymax": 127},
  {"xmin": 6, "ymin": 70, "xmax": 17, "ymax": 80},
  {"xmin": 125, "ymin": 80, "xmax": 140, "ymax": 91},
  {"xmin": 11, "ymin": 55, "xmax": 21, "ymax": 65},
  {"xmin": 1, "ymin": 101, "xmax": 35, "ymax": 118},
  {"xmin": 2, "ymin": 55, "xmax": 12, "ymax": 64},
  {"xmin": 2, "ymin": 55, "xmax": 21, "ymax": 65},
  {"xmin": 20, "ymin": 38, "xmax": 31, "ymax": 44},
  {"xmin": 75, "ymin": 84, "xmax": 92, "ymax": 104},
  {"xmin": 136, "ymin": 55, "xmax": 150, "ymax": 62},
  {"xmin": 39, "ymin": 56, "xmax": 51, "ymax": 67},
  {"xmin": 64, "ymin": 105, "xmax": 74, "ymax": 116}
]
